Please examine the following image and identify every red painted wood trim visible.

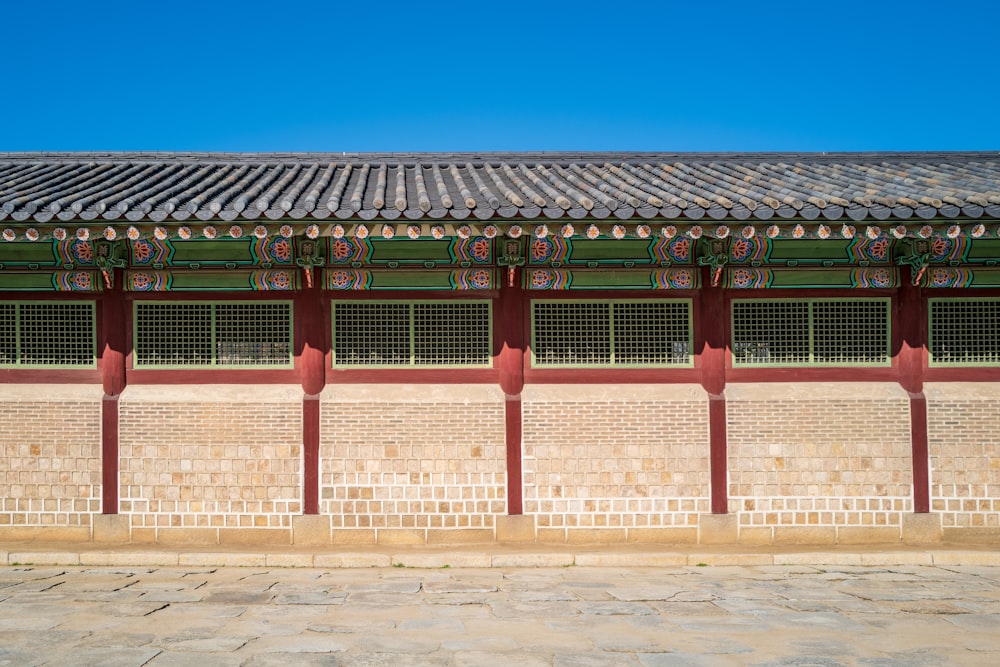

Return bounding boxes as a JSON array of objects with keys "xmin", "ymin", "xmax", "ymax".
[
  {"xmin": 523, "ymin": 368, "xmax": 702, "ymax": 384},
  {"xmin": 725, "ymin": 367, "xmax": 899, "ymax": 383},
  {"xmin": 303, "ymin": 396, "xmax": 320, "ymax": 515},
  {"xmin": 0, "ymin": 369, "xmax": 102, "ymax": 384},
  {"xmin": 896, "ymin": 268, "xmax": 925, "ymax": 393},
  {"xmin": 505, "ymin": 395, "xmax": 523, "ymax": 515},
  {"xmin": 910, "ymin": 393, "xmax": 930, "ymax": 513},
  {"xmin": 328, "ymin": 368, "xmax": 498, "ymax": 384},
  {"xmin": 709, "ymin": 394, "xmax": 728, "ymax": 514},
  {"xmin": 102, "ymin": 395, "xmax": 119, "ymax": 514},
  {"xmin": 497, "ymin": 282, "xmax": 525, "ymax": 395},
  {"xmin": 128, "ymin": 369, "xmax": 300, "ymax": 384},
  {"xmin": 296, "ymin": 287, "xmax": 326, "ymax": 395},
  {"xmin": 101, "ymin": 279, "xmax": 127, "ymax": 396}
]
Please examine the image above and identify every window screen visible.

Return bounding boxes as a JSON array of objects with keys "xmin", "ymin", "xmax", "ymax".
[
  {"xmin": 133, "ymin": 301, "xmax": 292, "ymax": 367},
  {"xmin": 332, "ymin": 301, "xmax": 492, "ymax": 367},
  {"xmin": 732, "ymin": 298, "xmax": 889, "ymax": 367},
  {"xmin": 531, "ymin": 300, "xmax": 692, "ymax": 367},
  {"xmin": 929, "ymin": 298, "xmax": 1000, "ymax": 366},
  {"xmin": 0, "ymin": 301, "xmax": 96, "ymax": 367}
]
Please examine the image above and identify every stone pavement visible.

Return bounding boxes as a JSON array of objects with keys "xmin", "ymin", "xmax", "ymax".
[{"xmin": 2, "ymin": 554, "xmax": 1000, "ymax": 666}]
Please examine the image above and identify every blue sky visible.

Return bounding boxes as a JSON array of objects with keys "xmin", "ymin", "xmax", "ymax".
[{"xmin": 4, "ymin": 1, "xmax": 998, "ymax": 152}]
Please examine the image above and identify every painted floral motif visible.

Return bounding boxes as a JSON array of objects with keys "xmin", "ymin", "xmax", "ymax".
[
  {"xmin": 483, "ymin": 225, "xmax": 498, "ymax": 238},
  {"xmin": 71, "ymin": 272, "xmax": 92, "ymax": 290},
  {"xmin": 972, "ymin": 224, "xmax": 986, "ymax": 238},
  {"xmin": 25, "ymin": 228, "xmax": 39, "ymax": 241},
  {"xmin": 331, "ymin": 224, "xmax": 345, "ymax": 239},
  {"xmin": 130, "ymin": 272, "xmax": 153, "ymax": 290},
  {"xmin": 668, "ymin": 237, "xmax": 691, "ymax": 263},
  {"xmin": 203, "ymin": 226, "xmax": 217, "ymax": 239},
  {"xmin": 269, "ymin": 238, "xmax": 292, "ymax": 262},
  {"xmin": 468, "ymin": 269, "xmax": 491, "ymax": 289},
  {"xmin": 931, "ymin": 236, "xmax": 950, "ymax": 259},
  {"xmin": 611, "ymin": 225, "xmax": 626, "ymax": 239},
  {"xmin": 714, "ymin": 225, "xmax": 730, "ymax": 239},
  {"xmin": 407, "ymin": 225, "xmax": 420, "ymax": 239},
  {"xmin": 508, "ymin": 225, "xmax": 523, "ymax": 238},
  {"xmin": 103, "ymin": 227, "xmax": 117, "ymax": 240},
  {"xmin": 154, "ymin": 227, "xmax": 168, "ymax": 240},
  {"xmin": 870, "ymin": 268, "xmax": 892, "ymax": 288},
  {"xmin": 133, "ymin": 240, "xmax": 153, "ymax": 263},
  {"xmin": 586, "ymin": 224, "xmax": 600, "ymax": 239},
  {"xmin": 331, "ymin": 239, "xmax": 355, "ymax": 262},
  {"xmin": 531, "ymin": 270, "xmax": 553, "ymax": 289},
  {"xmin": 866, "ymin": 226, "xmax": 881, "ymax": 240},
  {"xmin": 178, "ymin": 226, "xmax": 191, "ymax": 240},
  {"xmin": 268, "ymin": 271, "xmax": 292, "ymax": 290},
  {"xmin": 560, "ymin": 224, "xmax": 574, "ymax": 238},
  {"xmin": 532, "ymin": 238, "xmax": 554, "ymax": 262},
  {"xmin": 636, "ymin": 224, "xmax": 651, "ymax": 238},
  {"xmin": 279, "ymin": 224, "xmax": 294, "ymax": 238},
  {"xmin": 919, "ymin": 225, "xmax": 933, "ymax": 238},
  {"xmin": 127, "ymin": 226, "xmax": 141, "ymax": 240},
  {"xmin": 53, "ymin": 228, "xmax": 67, "ymax": 241},
  {"xmin": 457, "ymin": 225, "xmax": 472, "ymax": 239},
  {"xmin": 330, "ymin": 270, "xmax": 352, "ymax": 289},
  {"xmin": 662, "ymin": 225, "xmax": 677, "ymax": 238},
  {"xmin": 766, "ymin": 225, "xmax": 780, "ymax": 238},
  {"xmin": 382, "ymin": 224, "xmax": 395, "ymax": 239},
  {"xmin": 892, "ymin": 225, "xmax": 907, "ymax": 239},
  {"xmin": 669, "ymin": 269, "xmax": 692, "ymax": 289},
  {"xmin": 817, "ymin": 224, "xmax": 831, "ymax": 239},
  {"xmin": 792, "ymin": 224, "xmax": 805, "ymax": 238},
  {"xmin": 306, "ymin": 224, "xmax": 320, "ymax": 239},
  {"xmin": 431, "ymin": 225, "xmax": 445, "ymax": 239},
  {"xmin": 73, "ymin": 241, "xmax": 93, "ymax": 263},
  {"xmin": 688, "ymin": 225, "xmax": 703, "ymax": 239},
  {"xmin": 355, "ymin": 224, "xmax": 369, "ymax": 239},
  {"xmin": 730, "ymin": 238, "xmax": 752, "ymax": 262},
  {"xmin": 731, "ymin": 268, "xmax": 754, "ymax": 288},
  {"xmin": 741, "ymin": 225, "xmax": 755, "ymax": 239},
  {"xmin": 868, "ymin": 238, "xmax": 889, "ymax": 261},
  {"xmin": 931, "ymin": 268, "xmax": 952, "ymax": 287},
  {"xmin": 947, "ymin": 225, "xmax": 961, "ymax": 239},
  {"xmin": 841, "ymin": 225, "xmax": 855, "ymax": 239},
  {"xmin": 534, "ymin": 224, "xmax": 549, "ymax": 238},
  {"xmin": 2, "ymin": 229, "xmax": 16, "ymax": 241},
  {"xmin": 253, "ymin": 225, "xmax": 268, "ymax": 239},
  {"xmin": 229, "ymin": 225, "xmax": 243, "ymax": 239},
  {"xmin": 471, "ymin": 238, "xmax": 491, "ymax": 261}
]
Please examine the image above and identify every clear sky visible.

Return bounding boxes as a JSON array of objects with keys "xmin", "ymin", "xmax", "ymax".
[{"xmin": 4, "ymin": 0, "xmax": 998, "ymax": 152}]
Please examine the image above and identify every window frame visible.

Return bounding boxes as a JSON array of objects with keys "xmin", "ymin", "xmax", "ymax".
[
  {"xmin": 0, "ymin": 300, "xmax": 97, "ymax": 369},
  {"xmin": 132, "ymin": 299, "xmax": 294, "ymax": 369},
  {"xmin": 928, "ymin": 296, "xmax": 1000, "ymax": 367},
  {"xmin": 529, "ymin": 298, "xmax": 694, "ymax": 369}
]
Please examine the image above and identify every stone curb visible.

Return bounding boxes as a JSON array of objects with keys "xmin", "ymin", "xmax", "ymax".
[{"xmin": 3, "ymin": 547, "xmax": 999, "ymax": 568}]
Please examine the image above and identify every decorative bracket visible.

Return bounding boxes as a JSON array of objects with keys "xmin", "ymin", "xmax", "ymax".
[
  {"xmin": 94, "ymin": 240, "xmax": 127, "ymax": 289},
  {"xmin": 296, "ymin": 239, "xmax": 325, "ymax": 289},
  {"xmin": 497, "ymin": 239, "xmax": 525, "ymax": 287},
  {"xmin": 696, "ymin": 238, "xmax": 729, "ymax": 287},
  {"xmin": 896, "ymin": 239, "xmax": 931, "ymax": 286}
]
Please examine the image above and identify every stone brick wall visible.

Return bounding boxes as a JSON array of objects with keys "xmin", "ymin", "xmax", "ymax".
[
  {"xmin": 926, "ymin": 383, "xmax": 1000, "ymax": 536},
  {"xmin": 320, "ymin": 384, "xmax": 506, "ymax": 542},
  {"xmin": 522, "ymin": 384, "xmax": 710, "ymax": 542},
  {"xmin": 727, "ymin": 382, "xmax": 913, "ymax": 543},
  {"xmin": 118, "ymin": 385, "xmax": 302, "ymax": 543},
  {"xmin": 0, "ymin": 385, "xmax": 103, "ymax": 537}
]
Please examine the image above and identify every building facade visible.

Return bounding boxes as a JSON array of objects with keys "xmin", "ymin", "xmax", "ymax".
[{"xmin": 1, "ymin": 151, "xmax": 998, "ymax": 546}]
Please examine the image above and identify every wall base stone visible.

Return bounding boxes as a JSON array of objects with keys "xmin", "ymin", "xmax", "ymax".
[
  {"xmin": 773, "ymin": 526, "xmax": 838, "ymax": 545},
  {"xmin": 496, "ymin": 515, "xmax": 536, "ymax": 543},
  {"xmin": 700, "ymin": 514, "xmax": 738, "ymax": 544},
  {"xmin": 902, "ymin": 513, "xmax": 943, "ymax": 544},
  {"xmin": 219, "ymin": 528, "xmax": 291, "ymax": 546},
  {"xmin": 0, "ymin": 526, "xmax": 91, "ymax": 542},
  {"xmin": 332, "ymin": 529, "xmax": 376, "ymax": 545},
  {"xmin": 293, "ymin": 515, "xmax": 332, "ymax": 546},
  {"xmin": 93, "ymin": 515, "xmax": 131, "ymax": 543},
  {"xmin": 837, "ymin": 526, "xmax": 901, "ymax": 545},
  {"xmin": 942, "ymin": 527, "xmax": 1000, "ymax": 544},
  {"xmin": 627, "ymin": 527, "xmax": 698, "ymax": 544}
]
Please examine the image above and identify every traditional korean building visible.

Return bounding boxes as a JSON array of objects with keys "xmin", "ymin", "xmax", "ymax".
[{"xmin": 1, "ymin": 151, "xmax": 998, "ymax": 547}]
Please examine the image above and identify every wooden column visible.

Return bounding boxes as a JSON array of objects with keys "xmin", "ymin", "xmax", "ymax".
[
  {"xmin": 498, "ymin": 281, "xmax": 525, "ymax": 515},
  {"xmin": 100, "ymin": 274, "xmax": 127, "ymax": 514},
  {"xmin": 297, "ymin": 285, "xmax": 326, "ymax": 515},
  {"xmin": 699, "ymin": 267, "xmax": 729, "ymax": 514},
  {"xmin": 898, "ymin": 268, "xmax": 929, "ymax": 513}
]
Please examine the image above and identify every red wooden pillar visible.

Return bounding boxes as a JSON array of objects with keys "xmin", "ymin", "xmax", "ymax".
[
  {"xmin": 498, "ymin": 280, "xmax": 525, "ymax": 515},
  {"xmin": 898, "ymin": 268, "xmax": 929, "ymax": 512},
  {"xmin": 101, "ymin": 273, "xmax": 127, "ymax": 514},
  {"xmin": 297, "ymin": 285, "xmax": 326, "ymax": 515},
  {"xmin": 699, "ymin": 267, "xmax": 729, "ymax": 514}
]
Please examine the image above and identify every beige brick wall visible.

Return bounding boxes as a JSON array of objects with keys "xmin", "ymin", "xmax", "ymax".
[
  {"xmin": 522, "ymin": 384, "xmax": 711, "ymax": 533},
  {"xmin": 927, "ymin": 383, "xmax": 1000, "ymax": 530},
  {"xmin": 0, "ymin": 385, "xmax": 103, "ymax": 528},
  {"xmin": 727, "ymin": 383, "xmax": 913, "ymax": 537},
  {"xmin": 320, "ymin": 384, "xmax": 506, "ymax": 534},
  {"xmin": 119, "ymin": 385, "xmax": 302, "ymax": 538}
]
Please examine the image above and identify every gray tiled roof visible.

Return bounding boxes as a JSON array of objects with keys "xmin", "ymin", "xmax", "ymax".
[{"xmin": 2, "ymin": 152, "xmax": 999, "ymax": 224}]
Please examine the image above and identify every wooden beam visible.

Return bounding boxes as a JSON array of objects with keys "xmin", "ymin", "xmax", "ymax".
[{"xmin": 698, "ymin": 267, "xmax": 729, "ymax": 514}]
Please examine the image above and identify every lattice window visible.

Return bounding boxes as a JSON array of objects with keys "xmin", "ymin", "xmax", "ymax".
[
  {"xmin": 0, "ymin": 301, "xmax": 96, "ymax": 367},
  {"xmin": 332, "ymin": 301, "xmax": 492, "ymax": 367},
  {"xmin": 133, "ymin": 301, "xmax": 292, "ymax": 368},
  {"xmin": 531, "ymin": 300, "xmax": 692, "ymax": 367},
  {"xmin": 929, "ymin": 298, "xmax": 1000, "ymax": 366},
  {"xmin": 732, "ymin": 298, "xmax": 889, "ymax": 367}
]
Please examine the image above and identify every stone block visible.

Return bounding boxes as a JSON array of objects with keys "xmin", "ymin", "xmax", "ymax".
[
  {"xmin": 392, "ymin": 552, "xmax": 491, "ymax": 568},
  {"xmin": 902, "ymin": 514, "xmax": 943, "ymax": 544},
  {"xmin": 156, "ymin": 527, "xmax": 219, "ymax": 545},
  {"xmin": 219, "ymin": 528, "xmax": 292, "ymax": 546},
  {"xmin": 266, "ymin": 554, "xmax": 316, "ymax": 567},
  {"xmin": 566, "ymin": 528, "xmax": 627, "ymax": 544},
  {"xmin": 376, "ymin": 529, "xmax": 426, "ymax": 545},
  {"xmin": 737, "ymin": 527, "xmax": 774, "ymax": 546},
  {"xmin": 93, "ymin": 515, "xmax": 131, "ymax": 543},
  {"xmin": 332, "ymin": 529, "xmax": 377, "ymax": 545},
  {"xmin": 837, "ymin": 526, "xmax": 902, "ymax": 545},
  {"xmin": 426, "ymin": 529, "xmax": 495, "ymax": 545},
  {"xmin": 491, "ymin": 552, "xmax": 574, "ymax": 567},
  {"xmin": 495, "ymin": 515, "xmax": 536, "ymax": 543},
  {"xmin": 7, "ymin": 551, "xmax": 80, "ymax": 566},
  {"xmin": 774, "ymin": 551, "xmax": 862, "ymax": 566},
  {"xmin": 80, "ymin": 551, "xmax": 179, "ymax": 567},
  {"xmin": 942, "ymin": 527, "xmax": 1000, "ymax": 545},
  {"xmin": 293, "ymin": 515, "xmax": 332, "ymax": 545},
  {"xmin": 773, "ymin": 526, "xmax": 837, "ymax": 545},
  {"xmin": 933, "ymin": 551, "xmax": 1000, "ymax": 566},
  {"xmin": 686, "ymin": 553, "xmax": 773, "ymax": 566},
  {"xmin": 576, "ymin": 552, "xmax": 687, "ymax": 567},
  {"xmin": 179, "ymin": 552, "xmax": 266, "ymax": 567},
  {"xmin": 699, "ymin": 514, "xmax": 738, "ymax": 544},
  {"xmin": 130, "ymin": 528, "xmax": 157, "ymax": 544},
  {"xmin": 536, "ymin": 528, "xmax": 567, "ymax": 543},
  {"xmin": 0, "ymin": 526, "xmax": 91, "ymax": 543},
  {"xmin": 315, "ymin": 552, "xmax": 392, "ymax": 568},
  {"xmin": 627, "ymin": 528, "xmax": 698, "ymax": 544},
  {"xmin": 860, "ymin": 551, "xmax": 933, "ymax": 566}
]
